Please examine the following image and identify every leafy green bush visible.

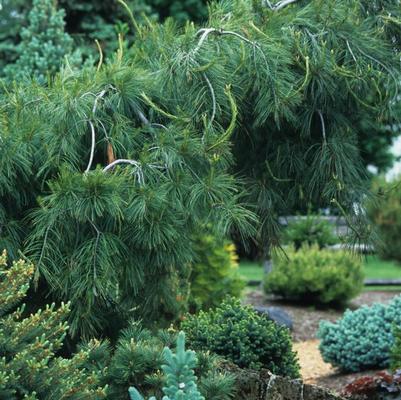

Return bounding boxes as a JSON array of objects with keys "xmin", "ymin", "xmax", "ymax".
[
  {"xmin": 181, "ymin": 298, "xmax": 300, "ymax": 378},
  {"xmin": 189, "ymin": 233, "xmax": 244, "ymax": 312},
  {"xmin": 107, "ymin": 322, "xmax": 235, "ymax": 400},
  {"xmin": 318, "ymin": 295, "xmax": 401, "ymax": 372},
  {"xmin": 129, "ymin": 332, "xmax": 205, "ymax": 400},
  {"xmin": 367, "ymin": 177, "xmax": 401, "ymax": 263},
  {"xmin": 283, "ymin": 215, "xmax": 338, "ymax": 249},
  {"xmin": 0, "ymin": 250, "xmax": 107, "ymax": 399},
  {"xmin": 264, "ymin": 244, "xmax": 364, "ymax": 305}
]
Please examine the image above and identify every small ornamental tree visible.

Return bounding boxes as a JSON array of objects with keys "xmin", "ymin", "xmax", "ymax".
[
  {"xmin": 0, "ymin": 250, "xmax": 108, "ymax": 399},
  {"xmin": 4, "ymin": 0, "xmax": 74, "ymax": 82}
]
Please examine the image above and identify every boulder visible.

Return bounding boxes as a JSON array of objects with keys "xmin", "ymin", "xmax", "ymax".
[
  {"xmin": 253, "ymin": 306, "xmax": 293, "ymax": 330},
  {"xmin": 220, "ymin": 362, "xmax": 344, "ymax": 400}
]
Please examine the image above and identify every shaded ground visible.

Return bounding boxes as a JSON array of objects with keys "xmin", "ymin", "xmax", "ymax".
[{"xmin": 244, "ymin": 289, "xmax": 400, "ymax": 394}]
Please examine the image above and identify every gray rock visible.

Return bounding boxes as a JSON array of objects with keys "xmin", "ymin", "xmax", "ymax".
[
  {"xmin": 253, "ymin": 306, "xmax": 293, "ymax": 330},
  {"xmin": 220, "ymin": 361, "xmax": 345, "ymax": 400}
]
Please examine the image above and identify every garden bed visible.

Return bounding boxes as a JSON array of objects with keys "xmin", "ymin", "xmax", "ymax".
[{"xmin": 244, "ymin": 289, "xmax": 400, "ymax": 394}]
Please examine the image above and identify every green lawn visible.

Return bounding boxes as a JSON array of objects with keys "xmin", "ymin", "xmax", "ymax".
[{"xmin": 239, "ymin": 255, "xmax": 401, "ymax": 289}]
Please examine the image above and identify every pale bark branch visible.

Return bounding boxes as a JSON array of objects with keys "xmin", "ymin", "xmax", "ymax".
[
  {"xmin": 317, "ymin": 110, "xmax": 327, "ymax": 145},
  {"xmin": 264, "ymin": 0, "xmax": 299, "ymax": 11}
]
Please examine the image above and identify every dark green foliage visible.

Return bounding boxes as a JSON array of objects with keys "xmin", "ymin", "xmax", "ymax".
[
  {"xmin": 129, "ymin": 332, "xmax": 205, "ymax": 400},
  {"xmin": 189, "ymin": 232, "xmax": 244, "ymax": 312},
  {"xmin": 0, "ymin": 251, "xmax": 108, "ymax": 399},
  {"xmin": 181, "ymin": 298, "xmax": 300, "ymax": 378},
  {"xmin": 283, "ymin": 215, "xmax": 338, "ymax": 249},
  {"xmin": 146, "ymin": 0, "xmax": 208, "ymax": 23},
  {"xmin": 7, "ymin": 52, "xmax": 256, "ymax": 337},
  {"xmin": 319, "ymin": 295, "xmax": 401, "ymax": 372},
  {"xmin": 231, "ymin": 0, "xmax": 401, "ymax": 253},
  {"xmin": 367, "ymin": 177, "xmax": 401, "ymax": 263},
  {"xmin": 391, "ymin": 328, "xmax": 401, "ymax": 371},
  {"xmin": 0, "ymin": 0, "xmax": 208, "ymax": 67},
  {"xmin": 4, "ymin": 0, "xmax": 74, "ymax": 82},
  {"xmin": 107, "ymin": 322, "xmax": 235, "ymax": 400},
  {"xmin": 0, "ymin": 0, "xmax": 26, "ymax": 70},
  {"xmin": 0, "ymin": 0, "xmax": 399, "ymax": 341},
  {"xmin": 264, "ymin": 244, "xmax": 364, "ymax": 305}
]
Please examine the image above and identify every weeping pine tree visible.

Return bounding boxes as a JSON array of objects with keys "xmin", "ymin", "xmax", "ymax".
[{"xmin": 0, "ymin": 0, "xmax": 399, "ymax": 339}]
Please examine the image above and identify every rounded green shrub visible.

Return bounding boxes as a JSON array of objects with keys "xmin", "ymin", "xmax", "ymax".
[
  {"xmin": 189, "ymin": 233, "xmax": 244, "ymax": 312},
  {"xmin": 181, "ymin": 298, "xmax": 300, "ymax": 378},
  {"xmin": 318, "ymin": 295, "xmax": 401, "ymax": 372},
  {"xmin": 283, "ymin": 215, "xmax": 338, "ymax": 250},
  {"xmin": 367, "ymin": 177, "xmax": 401, "ymax": 263},
  {"xmin": 264, "ymin": 244, "xmax": 364, "ymax": 305}
]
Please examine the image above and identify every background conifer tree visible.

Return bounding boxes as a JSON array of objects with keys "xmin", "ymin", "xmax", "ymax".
[{"xmin": 4, "ymin": 0, "xmax": 74, "ymax": 82}]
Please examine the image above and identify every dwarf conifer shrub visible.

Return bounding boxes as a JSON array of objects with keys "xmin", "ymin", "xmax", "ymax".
[
  {"xmin": 283, "ymin": 215, "xmax": 337, "ymax": 250},
  {"xmin": 4, "ymin": 0, "xmax": 74, "ymax": 82},
  {"xmin": 0, "ymin": 250, "xmax": 107, "ymax": 399},
  {"xmin": 129, "ymin": 332, "xmax": 204, "ymax": 400},
  {"xmin": 264, "ymin": 244, "xmax": 364, "ymax": 305},
  {"xmin": 181, "ymin": 298, "xmax": 300, "ymax": 378},
  {"xmin": 319, "ymin": 295, "xmax": 401, "ymax": 372},
  {"xmin": 108, "ymin": 323, "xmax": 235, "ymax": 400},
  {"xmin": 189, "ymin": 232, "xmax": 244, "ymax": 312}
]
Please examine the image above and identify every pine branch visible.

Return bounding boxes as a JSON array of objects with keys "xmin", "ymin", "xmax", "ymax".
[
  {"xmin": 194, "ymin": 28, "xmax": 255, "ymax": 54},
  {"xmin": 203, "ymin": 73, "xmax": 216, "ymax": 128},
  {"xmin": 85, "ymin": 89, "xmax": 107, "ymax": 173},
  {"xmin": 317, "ymin": 110, "xmax": 327, "ymax": 145}
]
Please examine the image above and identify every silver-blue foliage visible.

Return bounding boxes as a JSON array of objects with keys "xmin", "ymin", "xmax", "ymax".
[{"xmin": 318, "ymin": 295, "xmax": 401, "ymax": 372}]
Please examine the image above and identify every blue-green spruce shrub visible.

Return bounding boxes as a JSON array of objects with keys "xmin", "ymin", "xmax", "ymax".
[
  {"xmin": 318, "ymin": 295, "xmax": 401, "ymax": 372},
  {"xmin": 129, "ymin": 332, "xmax": 204, "ymax": 400}
]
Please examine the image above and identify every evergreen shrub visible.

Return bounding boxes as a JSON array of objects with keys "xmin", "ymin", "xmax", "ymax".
[
  {"xmin": 318, "ymin": 295, "xmax": 401, "ymax": 372},
  {"xmin": 283, "ymin": 215, "xmax": 338, "ymax": 249},
  {"xmin": 189, "ymin": 232, "xmax": 244, "ymax": 312},
  {"xmin": 181, "ymin": 298, "xmax": 300, "ymax": 378},
  {"xmin": 4, "ymin": 0, "xmax": 74, "ymax": 82},
  {"xmin": 264, "ymin": 244, "xmax": 364, "ymax": 305},
  {"xmin": 391, "ymin": 327, "xmax": 401, "ymax": 371},
  {"xmin": 367, "ymin": 177, "xmax": 401, "ymax": 263},
  {"xmin": 107, "ymin": 322, "xmax": 235, "ymax": 400},
  {"xmin": 0, "ymin": 250, "xmax": 107, "ymax": 399},
  {"xmin": 129, "ymin": 332, "xmax": 205, "ymax": 400}
]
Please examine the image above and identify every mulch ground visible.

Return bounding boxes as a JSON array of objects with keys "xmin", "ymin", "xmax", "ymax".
[{"xmin": 244, "ymin": 289, "xmax": 400, "ymax": 395}]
